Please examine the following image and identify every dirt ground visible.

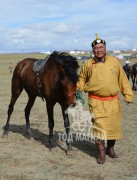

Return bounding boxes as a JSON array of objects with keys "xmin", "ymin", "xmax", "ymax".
[{"xmin": 0, "ymin": 57, "xmax": 137, "ymax": 180}]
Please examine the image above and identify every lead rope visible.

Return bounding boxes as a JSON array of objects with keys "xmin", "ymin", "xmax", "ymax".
[{"xmin": 36, "ymin": 73, "xmax": 44, "ymax": 101}]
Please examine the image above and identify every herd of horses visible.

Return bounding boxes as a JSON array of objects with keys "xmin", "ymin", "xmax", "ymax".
[{"xmin": 2, "ymin": 52, "xmax": 137, "ymax": 155}]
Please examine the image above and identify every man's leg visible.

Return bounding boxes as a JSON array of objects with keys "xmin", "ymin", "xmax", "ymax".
[
  {"xmin": 106, "ymin": 140, "xmax": 118, "ymax": 158},
  {"xmin": 95, "ymin": 138, "xmax": 106, "ymax": 164}
]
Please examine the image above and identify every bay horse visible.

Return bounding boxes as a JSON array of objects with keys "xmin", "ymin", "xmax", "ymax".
[
  {"xmin": 2, "ymin": 51, "xmax": 79, "ymax": 154},
  {"xmin": 130, "ymin": 63, "xmax": 137, "ymax": 90}
]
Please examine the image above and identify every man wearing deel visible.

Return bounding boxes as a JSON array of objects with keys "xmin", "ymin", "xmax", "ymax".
[{"xmin": 77, "ymin": 34, "xmax": 133, "ymax": 164}]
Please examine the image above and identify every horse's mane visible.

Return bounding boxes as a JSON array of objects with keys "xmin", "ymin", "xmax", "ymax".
[{"xmin": 50, "ymin": 51, "xmax": 79, "ymax": 83}]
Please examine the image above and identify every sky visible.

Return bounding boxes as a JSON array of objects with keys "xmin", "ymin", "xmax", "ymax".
[{"xmin": 0, "ymin": 0, "xmax": 137, "ymax": 53}]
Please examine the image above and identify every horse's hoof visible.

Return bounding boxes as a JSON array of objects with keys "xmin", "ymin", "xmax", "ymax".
[
  {"xmin": 49, "ymin": 147, "xmax": 58, "ymax": 153},
  {"xmin": 1, "ymin": 133, "xmax": 8, "ymax": 139},
  {"xmin": 28, "ymin": 136, "xmax": 34, "ymax": 140},
  {"xmin": 26, "ymin": 133, "xmax": 33, "ymax": 140},
  {"xmin": 26, "ymin": 131, "xmax": 32, "ymax": 139},
  {"xmin": 26, "ymin": 136, "xmax": 31, "ymax": 140},
  {"xmin": 66, "ymin": 149, "xmax": 74, "ymax": 156}
]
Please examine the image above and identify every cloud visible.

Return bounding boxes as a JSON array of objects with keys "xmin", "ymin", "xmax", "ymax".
[{"xmin": 0, "ymin": 0, "xmax": 137, "ymax": 53}]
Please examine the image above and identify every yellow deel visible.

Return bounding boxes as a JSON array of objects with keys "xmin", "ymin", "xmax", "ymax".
[{"xmin": 77, "ymin": 55, "xmax": 133, "ymax": 140}]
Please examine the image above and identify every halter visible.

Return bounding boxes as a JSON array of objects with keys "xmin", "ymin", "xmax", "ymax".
[{"xmin": 65, "ymin": 91, "xmax": 76, "ymax": 97}]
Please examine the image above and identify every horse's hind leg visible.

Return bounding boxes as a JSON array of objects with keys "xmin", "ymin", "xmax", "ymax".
[
  {"xmin": 2, "ymin": 76, "xmax": 23, "ymax": 138},
  {"xmin": 25, "ymin": 95, "xmax": 36, "ymax": 139}
]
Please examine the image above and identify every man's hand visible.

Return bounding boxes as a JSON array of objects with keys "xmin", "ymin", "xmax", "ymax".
[
  {"xmin": 76, "ymin": 90, "xmax": 85, "ymax": 105},
  {"xmin": 126, "ymin": 102, "xmax": 132, "ymax": 105}
]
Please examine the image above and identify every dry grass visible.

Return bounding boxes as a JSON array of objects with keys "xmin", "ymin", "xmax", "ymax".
[{"xmin": 0, "ymin": 54, "xmax": 137, "ymax": 180}]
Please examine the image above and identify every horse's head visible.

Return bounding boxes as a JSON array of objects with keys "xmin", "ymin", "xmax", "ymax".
[
  {"xmin": 51, "ymin": 51, "xmax": 79, "ymax": 107},
  {"xmin": 64, "ymin": 78, "xmax": 77, "ymax": 107},
  {"xmin": 59, "ymin": 73, "xmax": 77, "ymax": 107}
]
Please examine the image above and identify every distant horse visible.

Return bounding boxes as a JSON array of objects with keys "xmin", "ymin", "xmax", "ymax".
[
  {"xmin": 9, "ymin": 63, "xmax": 14, "ymax": 73},
  {"xmin": 130, "ymin": 63, "xmax": 137, "ymax": 90},
  {"xmin": 2, "ymin": 51, "xmax": 79, "ymax": 154}
]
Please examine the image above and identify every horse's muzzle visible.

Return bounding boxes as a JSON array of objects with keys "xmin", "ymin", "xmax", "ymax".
[{"xmin": 69, "ymin": 103, "xmax": 76, "ymax": 108}]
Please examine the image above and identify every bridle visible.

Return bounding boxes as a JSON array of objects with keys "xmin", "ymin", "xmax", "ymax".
[
  {"xmin": 64, "ymin": 91, "xmax": 76, "ymax": 106},
  {"xmin": 65, "ymin": 91, "xmax": 76, "ymax": 97}
]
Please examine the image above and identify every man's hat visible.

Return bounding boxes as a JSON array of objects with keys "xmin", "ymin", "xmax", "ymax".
[
  {"xmin": 91, "ymin": 33, "xmax": 106, "ymax": 48},
  {"xmin": 126, "ymin": 60, "xmax": 130, "ymax": 64}
]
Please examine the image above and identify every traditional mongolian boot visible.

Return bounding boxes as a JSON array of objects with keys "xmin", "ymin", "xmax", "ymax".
[
  {"xmin": 106, "ymin": 140, "xmax": 118, "ymax": 158},
  {"xmin": 95, "ymin": 139, "xmax": 106, "ymax": 164}
]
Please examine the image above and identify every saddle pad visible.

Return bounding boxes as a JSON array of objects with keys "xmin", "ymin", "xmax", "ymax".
[{"xmin": 33, "ymin": 56, "xmax": 49, "ymax": 73}]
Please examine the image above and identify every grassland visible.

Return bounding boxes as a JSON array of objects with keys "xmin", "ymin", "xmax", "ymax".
[{"xmin": 0, "ymin": 53, "xmax": 137, "ymax": 180}]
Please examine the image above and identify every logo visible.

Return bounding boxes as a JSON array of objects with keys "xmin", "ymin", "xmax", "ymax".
[{"xmin": 58, "ymin": 100, "xmax": 107, "ymax": 143}]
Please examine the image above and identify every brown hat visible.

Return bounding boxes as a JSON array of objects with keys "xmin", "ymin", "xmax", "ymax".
[{"xmin": 91, "ymin": 33, "xmax": 106, "ymax": 48}]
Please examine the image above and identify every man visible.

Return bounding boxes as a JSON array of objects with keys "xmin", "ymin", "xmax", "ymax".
[
  {"xmin": 77, "ymin": 34, "xmax": 133, "ymax": 164},
  {"xmin": 123, "ymin": 60, "xmax": 131, "ymax": 80}
]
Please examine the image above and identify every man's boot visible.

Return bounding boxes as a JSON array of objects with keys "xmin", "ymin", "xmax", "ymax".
[
  {"xmin": 95, "ymin": 139, "xmax": 106, "ymax": 164},
  {"xmin": 106, "ymin": 140, "xmax": 118, "ymax": 158}
]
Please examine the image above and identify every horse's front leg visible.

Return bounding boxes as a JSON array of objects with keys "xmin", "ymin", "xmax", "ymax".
[
  {"xmin": 61, "ymin": 106, "xmax": 73, "ymax": 155},
  {"xmin": 25, "ymin": 95, "xmax": 36, "ymax": 139},
  {"xmin": 46, "ymin": 102, "xmax": 55, "ymax": 149}
]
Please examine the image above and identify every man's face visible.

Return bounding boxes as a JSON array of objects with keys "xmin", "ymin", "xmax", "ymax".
[{"xmin": 93, "ymin": 43, "xmax": 106, "ymax": 59}]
